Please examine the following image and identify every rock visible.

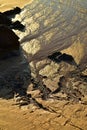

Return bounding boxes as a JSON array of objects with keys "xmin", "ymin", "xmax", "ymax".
[
  {"xmin": 0, "ymin": 25, "xmax": 20, "ymax": 59},
  {"xmin": 11, "ymin": 20, "xmax": 25, "ymax": 30},
  {"xmin": 12, "ymin": 0, "xmax": 87, "ymax": 76},
  {"xmin": 0, "ymin": 26, "xmax": 30, "ymax": 100},
  {"xmin": 81, "ymin": 96, "xmax": 87, "ymax": 105},
  {"xmin": 48, "ymin": 52, "xmax": 77, "ymax": 66},
  {"xmin": 0, "ymin": 12, "xmax": 12, "ymax": 26},
  {"xmin": 0, "ymin": 7, "xmax": 25, "ymax": 31},
  {"xmin": 27, "ymin": 90, "xmax": 41, "ymax": 98},
  {"xmin": 16, "ymin": 0, "xmax": 86, "ymax": 65},
  {"xmin": 11, "ymin": 0, "xmax": 87, "ymax": 101},
  {"xmin": 3, "ymin": 7, "xmax": 21, "ymax": 17}
]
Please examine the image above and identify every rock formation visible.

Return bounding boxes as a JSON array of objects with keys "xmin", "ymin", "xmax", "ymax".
[
  {"xmin": 0, "ymin": 7, "xmax": 25, "ymax": 30},
  {"xmin": 0, "ymin": 0, "xmax": 87, "ymax": 104},
  {"xmin": 0, "ymin": 8, "xmax": 30, "ymax": 99},
  {"xmin": 11, "ymin": 0, "xmax": 87, "ymax": 101},
  {"xmin": 18, "ymin": 0, "xmax": 87, "ymax": 65},
  {"xmin": 0, "ymin": 25, "xmax": 20, "ymax": 59}
]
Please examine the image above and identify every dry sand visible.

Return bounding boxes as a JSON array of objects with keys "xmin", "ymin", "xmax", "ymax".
[
  {"xmin": 0, "ymin": 99, "xmax": 87, "ymax": 130},
  {"xmin": 0, "ymin": 0, "xmax": 32, "ymax": 12},
  {"xmin": 0, "ymin": 1, "xmax": 87, "ymax": 130}
]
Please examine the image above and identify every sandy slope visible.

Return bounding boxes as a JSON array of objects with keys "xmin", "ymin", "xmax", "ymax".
[
  {"xmin": 0, "ymin": 99, "xmax": 87, "ymax": 130},
  {"xmin": 0, "ymin": 0, "xmax": 32, "ymax": 12},
  {"xmin": 0, "ymin": 1, "xmax": 87, "ymax": 130}
]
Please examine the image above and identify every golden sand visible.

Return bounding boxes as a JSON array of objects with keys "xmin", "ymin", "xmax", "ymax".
[
  {"xmin": 0, "ymin": 0, "xmax": 32, "ymax": 12},
  {"xmin": 0, "ymin": 1, "xmax": 87, "ymax": 130}
]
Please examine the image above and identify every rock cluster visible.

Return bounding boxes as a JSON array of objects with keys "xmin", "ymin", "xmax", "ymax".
[{"xmin": 0, "ymin": 1, "xmax": 87, "ymax": 106}]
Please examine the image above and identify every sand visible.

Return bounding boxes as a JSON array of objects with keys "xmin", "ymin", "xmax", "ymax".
[
  {"xmin": 0, "ymin": 99, "xmax": 87, "ymax": 130},
  {"xmin": 0, "ymin": 0, "xmax": 32, "ymax": 12},
  {"xmin": 0, "ymin": 1, "xmax": 87, "ymax": 130}
]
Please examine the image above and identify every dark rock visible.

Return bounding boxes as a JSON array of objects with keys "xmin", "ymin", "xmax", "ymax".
[
  {"xmin": 3, "ymin": 7, "xmax": 21, "ymax": 18},
  {"xmin": 0, "ymin": 63, "xmax": 31, "ymax": 99},
  {"xmin": 48, "ymin": 52, "xmax": 77, "ymax": 66},
  {"xmin": 0, "ymin": 7, "xmax": 25, "ymax": 31},
  {"xmin": 0, "ymin": 8, "xmax": 30, "ymax": 105},
  {"xmin": 0, "ymin": 25, "xmax": 20, "ymax": 59},
  {"xmin": 11, "ymin": 21, "xmax": 25, "ymax": 31},
  {"xmin": 0, "ymin": 12, "xmax": 12, "ymax": 26},
  {"xmin": 48, "ymin": 52, "xmax": 62, "ymax": 60}
]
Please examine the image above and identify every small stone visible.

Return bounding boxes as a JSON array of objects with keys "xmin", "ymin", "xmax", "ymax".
[{"xmin": 81, "ymin": 96, "xmax": 87, "ymax": 105}]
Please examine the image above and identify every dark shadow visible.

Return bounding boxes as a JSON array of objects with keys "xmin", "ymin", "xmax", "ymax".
[
  {"xmin": 0, "ymin": 17, "xmax": 30, "ymax": 100},
  {"xmin": 3, "ymin": 7, "xmax": 21, "ymax": 18},
  {"xmin": 10, "ymin": 20, "xmax": 25, "ymax": 30},
  {"xmin": 0, "ymin": 7, "xmax": 25, "ymax": 31},
  {"xmin": 48, "ymin": 52, "xmax": 77, "ymax": 66},
  {"xmin": 0, "ymin": 63, "xmax": 31, "ymax": 99}
]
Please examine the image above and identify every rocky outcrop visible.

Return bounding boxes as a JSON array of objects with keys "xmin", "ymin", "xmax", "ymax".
[
  {"xmin": 0, "ymin": 8, "xmax": 31, "ymax": 99},
  {"xmin": 3, "ymin": 7, "xmax": 21, "ymax": 17},
  {"xmin": 11, "ymin": 0, "xmax": 87, "ymax": 101},
  {"xmin": 0, "ymin": 7, "xmax": 26, "ymax": 59},
  {"xmin": 17, "ymin": 0, "xmax": 87, "ymax": 64},
  {"xmin": 0, "ymin": 0, "xmax": 87, "ymax": 104},
  {"xmin": 0, "ymin": 7, "xmax": 25, "ymax": 30},
  {"xmin": 0, "ymin": 25, "xmax": 20, "ymax": 59}
]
